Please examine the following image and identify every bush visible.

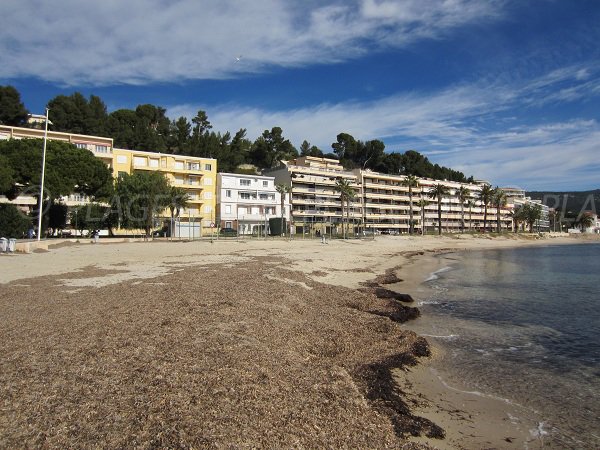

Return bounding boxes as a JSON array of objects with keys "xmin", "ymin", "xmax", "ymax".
[{"xmin": 0, "ymin": 204, "xmax": 30, "ymax": 238}]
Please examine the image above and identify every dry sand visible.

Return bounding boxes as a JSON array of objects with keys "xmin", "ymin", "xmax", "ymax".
[{"xmin": 0, "ymin": 233, "xmax": 588, "ymax": 448}]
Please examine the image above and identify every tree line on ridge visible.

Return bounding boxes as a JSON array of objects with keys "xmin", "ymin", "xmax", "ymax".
[{"xmin": 0, "ymin": 86, "xmax": 473, "ymax": 182}]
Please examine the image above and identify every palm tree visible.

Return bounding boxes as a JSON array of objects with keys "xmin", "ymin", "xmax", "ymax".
[
  {"xmin": 457, "ymin": 186, "xmax": 470, "ymax": 233},
  {"xmin": 509, "ymin": 206, "xmax": 524, "ymax": 233},
  {"xmin": 493, "ymin": 187, "xmax": 507, "ymax": 233},
  {"xmin": 522, "ymin": 203, "xmax": 542, "ymax": 233},
  {"xmin": 168, "ymin": 186, "xmax": 190, "ymax": 238},
  {"xmin": 466, "ymin": 199, "xmax": 476, "ymax": 232},
  {"xmin": 416, "ymin": 198, "xmax": 429, "ymax": 235},
  {"xmin": 477, "ymin": 184, "xmax": 494, "ymax": 233},
  {"xmin": 577, "ymin": 213, "xmax": 595, "ymax": 232},
  {"xmin": 401, "ymin": 175, "xmax": 419, "ymax": 235},
  {"xmin": 275, "ymin": 184, "xmax": 292, "ymax": 237},
  {"xmin": 428, "ymin": 184, "xmax": 450, "ymax": 235},
  {"xmin": 335, "ymin": 177, "xmax": 356, "ymax": 238}
]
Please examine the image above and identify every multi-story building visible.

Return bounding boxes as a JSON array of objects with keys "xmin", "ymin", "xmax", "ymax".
[
  {"xmin": 0, "ymin": 125, "xmax": 217, "ymax": 235},
  {"xmin": 269, "ymin": 157, "xmax": 513, "ymax": 235},
  {"xmin": 216, "ymin": 173, "xmax": 287, "ymax": 235},
  {"xmin": 267, "ymin": 156, "xmax": 362, "ymax": 235}
]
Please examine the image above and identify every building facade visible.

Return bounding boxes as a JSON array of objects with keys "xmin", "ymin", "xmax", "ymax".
[
  {"xmin": 216, "ymin": 173, "xmax": 288, "ymax": 235},
  {"xmin": 267, "ymin": 156, "xmax": 362, "ymax": 235},
  {"xmin": 268, "ymin": 157, "xmax": 513, "ymax": 235},
  {"xmin": 0, "ymin": 125, "xmax": 217, "ymax": 235}
]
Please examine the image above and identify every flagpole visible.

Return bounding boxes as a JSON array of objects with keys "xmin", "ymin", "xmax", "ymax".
[{"xmin": 37, "ymin": 108, "xmax": 49, "ymax": 241}]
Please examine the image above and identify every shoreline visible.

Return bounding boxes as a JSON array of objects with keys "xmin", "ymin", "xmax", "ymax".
[
  {"xmin": 391, "ymin": 249, "xmax": 544, "ymax": 449},
  {"xmin": 0, "ymin": 234, "xmax": 597, "ymax": 447}
]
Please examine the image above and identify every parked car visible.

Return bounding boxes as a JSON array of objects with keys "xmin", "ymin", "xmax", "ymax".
[{"xmin": 220, "ymin": 227, "xmax": 238, "ymax": 236}]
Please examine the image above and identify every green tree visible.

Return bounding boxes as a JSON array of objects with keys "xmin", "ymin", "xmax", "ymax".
[
  {"xmin": 47, "ymin": 92, "xmax": 108, "ymax": 135},
  {"xmin": 48, "ymin": 203, "xmax": 68, "ymax": 236},
  {"xmin": 493, "ymin": 187, "xmax": 507, "ymax": 233},
  {"xmin": 170, "ymin": 116, "xmax": 191, "ymax": 154},
  {"xmin": 250, "ymin": 127, "xmax": 298, "ymax": 169},
  {"xmin": 106, "ymin": 109, "xmax": 138, "ymax": 149},
  {"xmin": 275, "ymin": 184, "xmax": 292, "ymax": 237},
  {"xmin": 577, "ymin": 213, "xmax": 595, "ymax": 231},
  {"xmin": 70, "ymin": 203, "xmax": 112, "ymax": 236},
  {"xmin": 168, "ymin": 186, "xmax": 191, "ymax": 234},
  {"xmin": 300, "ymin": 140, "xmax": 324, "ymax": 157},
  {"xmin": 401, "ymin": 175, "xmax": 419, "ymax": 235},
  {"xmin": 428, "ymin": 184, "xmax": 450, "ymax": 235},
  {"xmin": 0, "ymin": 204, "xmax": 30, "ymax": 238},
  {"xmin": 0, "ymin": 139, "xmax": 113, "ymax": 202},
  {"xmin": 457, "ymin": 186, "xmax": 470, "ymax": 232},
  {"xmin": 0, "ymin": 86, "xmax": 29, "ymax": 126},
  {"xmin": 0, "ymin": 154, "xmax": 14, "ymax": 193},
  {"xmin": 477, "ymin": 184, "xmax": 494, "ymax": 233},
  {"xmin": 115, "ymin": 171, "xmax": 172, "ymax": 238},
  {"xmin": 334, "ymin": 177, "xmax": 356, "ymax": 238},
  {"xmin": 416, "ymin": 198, "xmax": 429, "ymax": 235}
]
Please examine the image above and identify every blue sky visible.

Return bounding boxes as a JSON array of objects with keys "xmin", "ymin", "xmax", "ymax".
[{"xmin": 3, "ymin": 0, "xmax": 600, "ymax": 190}]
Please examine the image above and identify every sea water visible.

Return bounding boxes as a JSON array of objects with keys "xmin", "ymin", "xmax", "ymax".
[{"xmin": 411, "ymin": 244, "xmax": 600, "ymax": 449}]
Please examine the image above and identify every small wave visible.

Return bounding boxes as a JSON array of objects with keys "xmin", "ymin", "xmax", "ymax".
[
  {"xmin": 424, "ymin": 266, "xmax": 452, "ymax": 282},
  {"xmin": 530, "ymin": 421, "xmax": 549, "ymax": 439},
  {"xmin": 417, "ymin": 300, "xmax": 440, "ymax": 306},
  {"xmin": 431, "ymin": 368, "xmax": 521, "ymax": 407},
  {"xmin": 421, "ymin": 334, "xmax": 459, "ymax": 340}
]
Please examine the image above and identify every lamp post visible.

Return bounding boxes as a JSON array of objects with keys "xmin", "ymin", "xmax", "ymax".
[{"xmin": 37, "ymin": 108, "xmax": 49, "ymax": 241}]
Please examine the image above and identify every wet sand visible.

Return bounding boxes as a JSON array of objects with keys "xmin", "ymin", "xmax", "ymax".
[{"xmin": 0, "ymin": 234, "xmax": 590, "ymax": 448}]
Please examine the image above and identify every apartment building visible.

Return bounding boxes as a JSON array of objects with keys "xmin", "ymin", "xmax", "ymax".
[
  {"xmin": 216, "ymin": 173, "xmax": 287, "ymax": 235},
  {"xmin": 267, "ymin": 156, "xmax": 362, "ymax": 235},
  {"xmin": 268, "ymin": 157, "xmax": 513, "ymax": 235},
  {"xmin": 0, "ymin": 125, "xmax": 217, "ymax": 235}
]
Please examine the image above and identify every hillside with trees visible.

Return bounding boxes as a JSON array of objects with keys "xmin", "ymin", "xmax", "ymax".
[
  {"xmin": 527, "ymin": 189, "xmax": 599, "ymax": 216},
  {"xmin": 0, "ymin": 86, "xmax": 473, "ymax": 182}
]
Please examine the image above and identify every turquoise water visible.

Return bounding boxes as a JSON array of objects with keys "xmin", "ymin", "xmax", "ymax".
[{"xmin": 413, "ymin": 244, "xmax": 600, "ymax": 449}]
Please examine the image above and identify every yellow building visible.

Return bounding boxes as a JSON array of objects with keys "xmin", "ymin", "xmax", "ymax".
[{"xmin": 0, "ymin": 125, "xmax": 217, "ymax": 235}]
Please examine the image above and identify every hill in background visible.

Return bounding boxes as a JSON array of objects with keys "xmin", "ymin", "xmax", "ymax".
[{"xmin": 527, "ymin": 189, "xmax": 599, "ymax": 216}]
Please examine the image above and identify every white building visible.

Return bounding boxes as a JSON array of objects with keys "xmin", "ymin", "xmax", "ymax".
[{"xmin": 216, "ymin": 173, "xmax": 289, "ymax": 235}]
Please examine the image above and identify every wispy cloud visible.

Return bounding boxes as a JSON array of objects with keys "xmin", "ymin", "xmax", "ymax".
[
  {"xmin": 168, "ymin": 64, "xmax": 600, "ymax": 190},
  {"xmin": 1, "ymin": 0, "xmax": 503, "ymax": 85}
]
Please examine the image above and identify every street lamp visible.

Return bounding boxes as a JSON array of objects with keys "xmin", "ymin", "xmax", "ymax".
[{"xmin": 37, "ymin": 108, "xmax": 49, "ymax": 241}]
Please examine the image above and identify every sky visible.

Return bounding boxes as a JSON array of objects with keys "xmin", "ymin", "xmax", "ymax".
[{"xmin": 2, "ymin": 0, "xmax": 600, "ymax": 191}]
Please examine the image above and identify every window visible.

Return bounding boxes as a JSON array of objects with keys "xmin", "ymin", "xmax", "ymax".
[
  {"xmin": 259, "ymin": 193, "xmax": 269, "ymax": 200},
  {"xmin": 205, "ymin": 163, "xmax": 212, "ymax": 171},
  {"xmin": 225, "ymin": 221, "xmax": 232, "ymax": 228},
  {"xmin": 204, "ymin": 205, "xmax": 212, "ymax": 213},
  {"xmin": 240, "ymin": 179, "xmax": 251, "ymax": 186},
  {"xmin": 133, "ymin": 156, "xmax": 146, "ymax": 166},
  {"xmin": 117, "ymin": 155, "xmax": 128, "ymax": 164},
  {"xmin": 203, "ymin": 192, "xmax": 212, "ymax": 199},
  {"xmin": 174, "ymin": 161, "xmax": 184, "ymax": 169},
  {"xmin": 263, "ymin": 180, "xmax": 269, "ymax": 187},
  {"xmin": 149, "ymin": 159, "xmax": 159, "ymax": 168},
  {"xmin": 225, "ymin": 205, "xmax": 232, "ymax": 214},
  {"xmin": 174, "ymin": 175, "xmax": 184, "ymax": 184},
  {"xmin": 225, "ymin": 190, "xmax": 232, "ymax": 198},
  {"xmin": 95, "ymin": 145, "xmax": 109, "ymax": 153},
  {"xmin": 187, "ymin": 162, "xmax": 200, "ymax": 171},
  {"xmin": 240, "ymin": 192, "xmax": 251, "ymax": 200},
  {"xmin": 238, "ymin": 207, "xmax": 246, "ymax": 214},
  {"xmin": 75, "ymin": 143, "xmax": 87, "ymax": 149},
  {"xmin": 203, "ymin": 177, "xmax": 213, "ymax": 186}
]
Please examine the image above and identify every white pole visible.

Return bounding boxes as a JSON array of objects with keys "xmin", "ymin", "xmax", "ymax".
[{"xmin": 37, "ymin": 108, "xmax": 49, "ymax": 241}]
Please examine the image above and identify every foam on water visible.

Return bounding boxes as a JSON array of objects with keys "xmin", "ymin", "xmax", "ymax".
[
  {"xmin": 424, "ymin": 266, "xmax": 452, "ymax": 282},
  {"xmin": 413, "ymin": 244, "xmax": 600, "ymax": 448}
]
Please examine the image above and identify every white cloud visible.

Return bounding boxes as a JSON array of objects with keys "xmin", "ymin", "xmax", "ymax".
[
  {"xmin": 1, "ymin": 0, "xmax": 503, "ymax": 85},
  {"xmin": 168, "ymin": 65, "xmax": 600, "ymax": 190}
]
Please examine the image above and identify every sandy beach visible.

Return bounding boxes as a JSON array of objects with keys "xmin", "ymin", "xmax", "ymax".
[{"xmin": 0, "ymin": 233, "xmax": 591, "ymax": 448}]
